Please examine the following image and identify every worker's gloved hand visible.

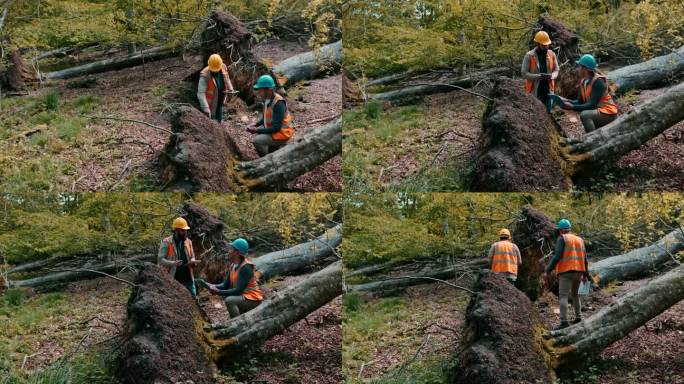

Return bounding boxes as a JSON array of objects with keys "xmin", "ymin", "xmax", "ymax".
[
  {"xmin": 175, "ymin": 260, "xmax": 184, "ymax": 267},
  {"xmin": 562, "ymin": 102, "xmax": 573, "ymax": 110},
  {"xmin": 208, "ymin": 285, "xmax": 219, "ymax": 294},
  {"xmin": 540, "ymin": 74, "xmax": 551, "ymax": 80},
  {"xmin": 203, "ymin": 108, "xmax": 211, "ymax": 117}
]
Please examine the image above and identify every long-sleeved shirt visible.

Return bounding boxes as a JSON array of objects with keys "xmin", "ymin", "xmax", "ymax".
[
  {"xmin": 571, "ymin": 77, "xmax": 607, "ymax": 111},
  {"xmin": 215, "ymin": 263, "xmax": 254, "ymax": 297},
  {"xmin": 545, "ymin": 235, "xmax": 590, "ymax": 274},
  {"xmin": 255, "ymin": 99, "xmax": 286, "ymax": 134},
  {"xmin": 487, "ymin": 241, "xmax": 522, "ymax": 270}
]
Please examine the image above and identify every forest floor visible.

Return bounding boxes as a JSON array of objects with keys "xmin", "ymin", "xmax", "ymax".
[
  {"xmin": 0, "ymin": 39, "xmax": 341, "ymax": 192},
  {"xmin": 0, "ymin": 272, "xmax": 341, "ymax": 383},
  {"xmin": 343, "ymin": 274, "xmax": 684, "ymax": 383},
  {"xmin": 343, "ymin": 78, "xmax": 684, "ymax": 192}
]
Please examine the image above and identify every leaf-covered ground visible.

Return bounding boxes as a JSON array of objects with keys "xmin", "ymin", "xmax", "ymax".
[{"xmin": 0, "ymin": 39, "xmax": 341, "ymax": 192}]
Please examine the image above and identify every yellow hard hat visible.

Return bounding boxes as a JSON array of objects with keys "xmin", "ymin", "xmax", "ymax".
[
  {"xmin": 172, "ymin": 217, "xmax": 190, "ymax": 230},
  {"xmin": 534, "ymin": 31, "xmax": 552, "ymax": 46},
  {"xmin": 499, "ymin": 228, "xmax": 511, "ymax": 238},
  {"xmin": 208, "ymin": 54, "xmax": 223, "ymax": 72}
]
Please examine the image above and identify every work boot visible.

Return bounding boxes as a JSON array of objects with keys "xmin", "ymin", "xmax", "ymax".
[
  {"xmin": 572, "ymin": 318, "xmax": 582, "ymax": 324},
  {"xmin": 554, "ymin": 321, "xmax": 569, "ymax": 330}
]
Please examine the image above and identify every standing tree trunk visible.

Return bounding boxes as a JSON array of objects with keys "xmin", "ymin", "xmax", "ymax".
[
  {"xmin": 272, "ymin": 41, "xmax": 342, "ymax": 87},
  {"xmin": 236, "ymin": 118, "xmax": 342, "ymax": 190}
]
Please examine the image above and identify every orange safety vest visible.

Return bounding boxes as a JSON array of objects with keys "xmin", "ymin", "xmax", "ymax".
[
  {"xmin": 161, "ymin": 236, "xmax": 196, "ymax": 281},
  {"xmin": 525, "ymin": 49, "xmax": 557, "ymax": 94},
  {"xmin": 490, "ymin": 240, "xmax": 519, "ymax": 275},
  {"xmin": 229, "ymin": 259, "xmax": 264, "ymax": 301},
  {"xmin": 556, "ymin": 233, "xmax": 587, "ymax": 274},
  {"xmin": 264, "ymin": 93, "xmax": 294, "ymax": 141},
  {"xmin": 579, "ymin": 75, "xmax": 618, "ymax": 115},
  {"xmin": 200, "ymin": 64, "xmax": 230, "ymax": 111}
]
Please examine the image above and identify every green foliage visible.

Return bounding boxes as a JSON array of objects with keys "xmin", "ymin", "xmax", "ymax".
[
  {"xmin": 344, "ymin": 192, "xmax": 684, "ymax": 268},
  {"xmin": 0, "ymin": 351, "xmax": 120, "ymax": 384},
  {"xmin": 365, "ymin": 358, "xmax": 453, "ymax": 384},
  {"xmin": 3, "ymin": 288, "xmax": 25, "ymax": 307},
  {"xmin": 43, "ymin": 91, "xmax": 60, "ymax": 111}
]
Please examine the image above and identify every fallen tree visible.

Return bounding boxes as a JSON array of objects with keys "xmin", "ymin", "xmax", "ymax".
[
  {"xmin": 40, "ymin": 46, "xmax": 179, "ymax": 80},
  {"xmin": 608, "ymin": 44, "xmax": 684, "ymax": 94},
  {"xmin": 1, "ymin": 50, "xmax": 35, "ymax": 92},
  {"xmin": 453, "ymin": 266, "xmax": 684, "ymax": 382},
  {"xmin": 118, "ymin": 261, "xmax": 342, "ymax": 383},
  {"xmin": 470, "ymin": 78, "xmax": 684, "ymax": 191},
  {"xmin": 236, "ymin": 118, "xmax": 342, "ymax": 190},
  {"xmin": 272, "ymin": 40, "xmax": 341, "ymax": 87},
  {"xmin": 590, "ymin": 227, "xmax": 684, "ymax": 285}
]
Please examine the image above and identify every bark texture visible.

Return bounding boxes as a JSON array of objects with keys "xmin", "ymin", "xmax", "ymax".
[
  {"xmin": 608, "ymin": 44, "xmax": 684, "ymax": 94},
  {"xmin": 236, "ymin": 118, "xmax": 342, "ymax": 190},
  {"xmin": 2, "ymin": 50, "xmax": 35, "ymax": 92},
  {"xmin": 272, "ymin": 41, "xmax": 341, "ymax": 87}
]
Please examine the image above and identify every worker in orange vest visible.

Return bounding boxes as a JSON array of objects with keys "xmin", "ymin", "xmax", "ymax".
[
  {"xmin": 488, "ymin": 228, "xmax": 522, "ymax": 284},
  {"xmin": 542, "ymin": 219, "xmax": 590, "ymax": 330},
  {"xmin": 561, "ymin": 54, "xmax": 618, "ymax": 132},
  {"xmin": 197, "ymin": 54, "xmax": 236, "ymax": 122},
  {"xmin": 246, "ymin": 75, "xmax": 294, "ymax": 157},
  {"xmin": 208, "ymin": 238, "xmax": 264, "ymax": 318},
  {"xmin": 158, "ymin": 217, "xmax": 201, "ymax": 298},
  {"xmin": 521, "ymin": 31, "xmax": 559, "ymax": 104}
]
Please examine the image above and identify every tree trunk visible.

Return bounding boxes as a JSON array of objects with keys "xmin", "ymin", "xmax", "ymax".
[
  {"xmin": 9, "ymin": 254, "xmax": 154, "ymax": 289},
  {"xmin": 118, "ymin": 262, "xmax": 342, "ymax": 383},
  {"xmin": 590, "ymin": 227, "xmax": 684, "ymax": 285},
  {"xmin": 608, "ymin": 44, "xmax": 684, "ymax": 94},
  {"xmin": 272, "ymin": 41, "xmax": 341, "ymax": 87},
  {"xmin": 470, "ymin": 78, "xmax": 684, "ymax": 191},
  {"xmin": 346, "ymin": 258, "xmax": 487, "ymax": 293},
  {"xmin": 2, "ymin": 50, "xmax": 36, "ymax": 92},
  {"xmin": 566, "ymin": 80, "xmax": 684, "ymax": 179},
  {"xmin": 369, "ymin": 67, "xmax": 509, "ymax": 104},
  {"xmin": 207, "ymin": 261, "xmax": 342, "ymax": 363},
  {"xmin": 545, "ymin": 264, "xmax": 684, "ymax": 370},
  {"xmin": 197, "ymin": 10, "xmax": 279, "ymax": 106},
  {"xmin": 236, "ymin": 118, "xmax": 342, "ymax": 190},
  {"xmin": 40, "ymin": 46, "xmax": 178, "ymax": 80},
  {"xmin": 254, "ymin": 224, "xmax": 342, "ymax": 281}
]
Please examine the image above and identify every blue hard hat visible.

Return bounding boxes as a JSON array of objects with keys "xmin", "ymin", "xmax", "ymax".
[
  {"xmin": 557, "ymin": 219, "xmax": 572, "ymax": 230},
  {"xmin": 253, "ymin": 74, "xmax": 276, "ymax": 90},
  {"xmin": 229, "ymin": 238, "xmax": 249, "ymax": 255},
  {"xmin": 576, "ymin": 54, "xmax": 597, "ymax": 71}
]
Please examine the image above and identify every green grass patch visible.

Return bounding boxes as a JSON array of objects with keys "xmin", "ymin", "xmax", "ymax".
[
  {"xmin": 365, "ymin": 357, "xmax": 454, "ymax": 384},
  {"xmin": 43, "ymin": 91, "xmax": 60, "ymax": 111}
]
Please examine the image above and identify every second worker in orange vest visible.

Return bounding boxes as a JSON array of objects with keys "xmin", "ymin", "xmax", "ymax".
[
  {"xmin": 208, "ymin": 238, "xmax": 264, "ymax": 318},
  {"xmin": 246, "ymin": 75, "xmax": 294, "ymax": 157},
  {"xmin": 543, "ymin": 219, "xmax": 590, "ymax": 330},
  {"xmin": 488, "ymin": 228, "xmax": 522, "ymax": 285}
]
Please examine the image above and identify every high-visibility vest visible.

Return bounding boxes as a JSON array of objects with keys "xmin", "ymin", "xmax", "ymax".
[
  {"xmin": 490, "ymin": 240, "xmax": 519, "ymax": 275},
  {"xmin": 229, "ymin": 259, "xmax": 264, "ymax": 301},
  {"xmin": 525, "ymin": 49, "xmax": 557, "ymax": 94},
  {"xmin": 200, "ymin": 64, "xmax": 230, "ymax": 111},
  {"xmin": 160, "ymin": 236, "xmax": 196, "ymax": 280},
  {"xmin": 579, "ymin": 75, "xmax": 618, "ymax": 115},
  {"xmin": 556, "ymin": 233, "xmax": 587, "ymax": 274},
  {"xmin": 264, "ymin": 93, "xmax": 294, "ymax": 141}
]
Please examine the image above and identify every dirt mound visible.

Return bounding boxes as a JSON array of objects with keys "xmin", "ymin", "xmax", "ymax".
[
  {"xmin": 452, "ymin": 271, "xmax": 554, "ymax": 384},
  {"xmin": 513, "ymin": 208, "xmax": 557, "ymax": 301},
  {"xmin": 470, "ymin": 78, "xmax": 572, "ymax": 191},
  {"xmin": 159, "ymin": 105, "xmax": 237, "ymax": 192},
  {"xmin": 181, "ymin": 202, "xmax": 232, "ymax": 282},
  {"xmin": 118, "ymin": 263, "xmax": 214, "ymax": 384}
]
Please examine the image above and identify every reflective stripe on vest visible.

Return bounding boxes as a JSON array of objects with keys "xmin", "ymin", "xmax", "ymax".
[
  {"xmin": 264, "ymin": 93, "xmax": 294, "ymax": 141},
  {"xmin": 229, "ymin": 259, "xmax": 264, "ymax": 301},
  {"xmin": 556, "ymin": 234, "xmax": 587, "ymax": 274},
  {"xmin": 579, "ymin": 75, "xmax": 618, "ymax": 115},
  {"xmin": 525, "ymin": 50, "xmax": 556, "ymax": 94},
  {"xmin": 491, "ymin": 240, "xmax": 518, "ymax": 275}
]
